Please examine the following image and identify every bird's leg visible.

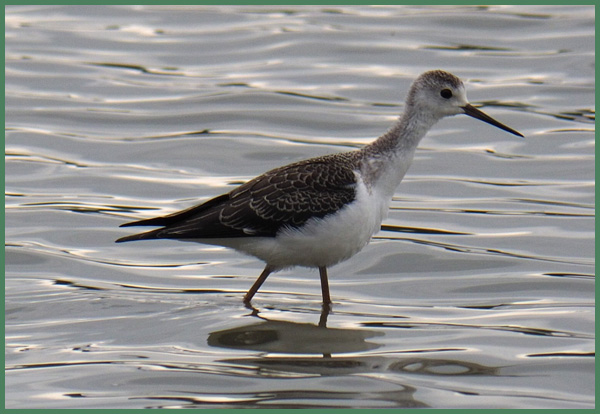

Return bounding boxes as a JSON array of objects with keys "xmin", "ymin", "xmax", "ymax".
[
  {"xmin": 319, "ymin": 266, "xmax": 332, "ymax": 304},
  {"xmin": 243, "ymin": 265, "xmax": 273, "ymax": 304},
  {"xmin": 318, "ymin": 301, "xmax": 331, "ymax": 327}
]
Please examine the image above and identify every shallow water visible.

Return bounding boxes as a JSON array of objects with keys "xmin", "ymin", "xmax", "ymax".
[{"xmin": 5, "ymin": 5, "xmax": 595, "ymax": 409}]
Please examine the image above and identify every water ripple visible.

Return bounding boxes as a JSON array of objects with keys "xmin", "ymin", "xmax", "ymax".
[{"xmin": 6, "ymin": 4, "xmax": 594, "ymax": 410}]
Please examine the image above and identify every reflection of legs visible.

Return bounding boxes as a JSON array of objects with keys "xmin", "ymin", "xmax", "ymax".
[
  {"xmin": 244, "ymin": 265, "xmax": 272, "ymax": 304},
  {"xmin": 319, "ymin": 266, "xmax": 331, "ymax": 304}
]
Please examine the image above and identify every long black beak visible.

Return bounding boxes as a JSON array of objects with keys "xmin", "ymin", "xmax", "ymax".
[{"xmin": 462, "ymin": 103, "xmax": 524, "ymax": 138}]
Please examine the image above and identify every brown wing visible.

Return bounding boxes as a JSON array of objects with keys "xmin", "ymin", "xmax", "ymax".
[{"xmin": 116, "ymin": 152, "xmax": 359, "ymax": 242}]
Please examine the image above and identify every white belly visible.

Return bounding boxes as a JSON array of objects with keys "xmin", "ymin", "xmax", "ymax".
[{"xmin": 207, "ymin": 178, "xmax": 390, "ymax": 270}]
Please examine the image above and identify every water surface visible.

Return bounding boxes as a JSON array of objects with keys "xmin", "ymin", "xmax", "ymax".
[{"xmin": 5, "ymin": 5, "xmax": 595, "ymax": 409}]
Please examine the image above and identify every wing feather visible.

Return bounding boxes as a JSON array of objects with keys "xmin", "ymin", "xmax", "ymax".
[{"xmin": 116, "ymin": 152, "xmax": 360, "ymax": 242}]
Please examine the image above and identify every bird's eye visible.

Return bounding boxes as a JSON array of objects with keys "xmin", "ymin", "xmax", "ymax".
[{"xmin": 440, "ymin": 89, "xmax": 453, "ymax": 99}]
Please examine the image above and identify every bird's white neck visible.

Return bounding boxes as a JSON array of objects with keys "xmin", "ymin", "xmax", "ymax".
[{"xmin": 359, "ymin": 108, "xmax": 441, "ymax": 195}]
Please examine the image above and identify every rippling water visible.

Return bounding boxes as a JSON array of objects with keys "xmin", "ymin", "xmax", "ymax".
[{"xmin": 5, "ymin": 5, "xmax": 594, "ymax": 409}]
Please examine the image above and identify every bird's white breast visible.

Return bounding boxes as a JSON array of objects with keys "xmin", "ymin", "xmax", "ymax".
[{"xmin": 222, "ymin": 174, "xmax": 389, "ymax": 270}]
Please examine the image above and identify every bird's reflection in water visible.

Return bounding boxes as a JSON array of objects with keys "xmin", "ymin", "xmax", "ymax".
[
  {"xmin": 208, "ymin": 303, "xmax": 383, "ymax": 356},
  {"xmin": 208, "ymin": 304, "xmax": 499, "ymax": 376},
  {"xmin": 207, "ymin": 305, "xmax": 499, "ymax": 408}
]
